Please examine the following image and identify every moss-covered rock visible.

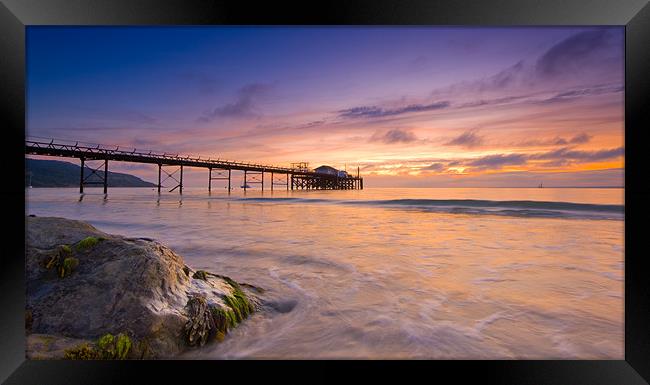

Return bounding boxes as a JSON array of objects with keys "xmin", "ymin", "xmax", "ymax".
[
  {"xmin": 58, "ymin": 257, "xmax": 79, "ymax": 278},
  {"xmin": 116, "ymin": 333, "xmax": 132, "ymax": 359},
  {"xmin": 62, "ymin": 332, "xmax": 133, "ymax": 360},
  {"xmin": 63, "ymin": 343, "xmax": 98, "ymax": 360},
  {"xmin": 192, "ymin": 270, "xmax": 209, "ymax": 281},
  {"xmin": 222, "ymin": 281, "xmax": 255, "ymax": 324},
  {"xmin": 26, "ymin": 216, "xmax": 264, "ymax": 359},
  {"xmin": 75, "ymin": 236, "xmax": 103, "ymax": 251},
  {"xmin": 41, "ymin": 245, "xmax": 80, "ymax": 278},
  {"xmin": 96, "ymin": 333, "xmax": 116, "ymax": 358},
  {"xmin": 210, "ymin": 307, "xmax": 233, "ymax": 334}
]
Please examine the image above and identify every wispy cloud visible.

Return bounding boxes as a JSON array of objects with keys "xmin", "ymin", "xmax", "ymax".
[
  {"xmin": 369, "ymin": 128, "xmax": 418, "ymax": 144},
  {"xmin": 516, "ymin": 132, "xmax": 592, "ymax": 147},
  {"xmin": 375, "ymin": 145, "xmax": 626, "ymax": 174},
  {"xmin": 568, "ymin": 133, "xmax": 592, "ymax": 144},
  {"xmin": 540, "ymin": 84, "xmax": 623, "ymax": 104},
  {"xmin": 444, "ymin": 129, "xmax": 484, "ymax": 148},
  {"xmin": 421, "ymin": 162, "xmax": 446, "ymax": 172},
  {"xmin": 530, "ymin": 146, "xmax": 624, "ymax": 161},
  {"xmin": 338, "ymin": 101, "xmax": 450, "ymax": 119},
  {"xmin": 458, "ymin": 146, "xmax": 623, "ymax": 171},
  {"xmin": 466, "ymin": 153, "xmax": 529, "ymax": 170},
  {"xmin": 198, "ymin": 83, "xmax": 272, "ymax": 122},
  {"xmin": 536, "ymin": 30, "xmax": 613, "ymax": 78}
]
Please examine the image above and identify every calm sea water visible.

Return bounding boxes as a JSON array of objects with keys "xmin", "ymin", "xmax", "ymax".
[{"xmin": 26, "ymin": 187, "xmax": 624, "ymax": 359}]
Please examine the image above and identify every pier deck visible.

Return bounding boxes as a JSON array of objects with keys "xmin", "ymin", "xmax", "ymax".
[{"xmin": 25, "ymin": 138, "xmax": 363, "ymax": 193}]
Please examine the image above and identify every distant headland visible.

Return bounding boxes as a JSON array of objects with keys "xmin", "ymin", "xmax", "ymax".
[{"xmin": 26, "ymin": 159, "xmax": 156, "ymax": 188}]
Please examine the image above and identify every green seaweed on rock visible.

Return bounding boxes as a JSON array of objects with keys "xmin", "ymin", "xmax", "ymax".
[
  {"xmin": 116, "ymin": 333, "xmax": 132, "ymax": 359},
  {"xmin": 96, "ymin": 333, "xmax": 115, "ymax": 358},
  {"xmin": 44, "ymin": 253, "xmax": 59, "ymax": 270},
  {"xmin": 63, "ymin": 333, "xmax": 133, "ymax": 360},
  {"xmin": 63, "ymin": 343, "xmax": 98, "ymax": 360},
  {"xmin": 75, "ymin": 236, "xmax": 104, "ymax": 251},
  {"xmin": 43, "ymin": 245, "xmax": 79, "ymax": 278},
  {"xmin": 58, "ymin": 257, "xmax": 79, "ymax": 278},
  {"xmin": 210, "ymin": 306, "xmax": 235, "ymax": 334},
  {"xmin": 192, "ymin": 270, "xmax": 209, "ymax": 281}
]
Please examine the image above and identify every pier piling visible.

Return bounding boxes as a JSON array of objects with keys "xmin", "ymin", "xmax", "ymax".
[
  {"xmin": 79, "ymin": 157, "xmax": 85, "ymax": 194},
  {"xmin": 103, "ymin": 159, "xmax": 108, "ymax": 194}
]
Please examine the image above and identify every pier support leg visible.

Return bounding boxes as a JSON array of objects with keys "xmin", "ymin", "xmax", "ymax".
[
  {"xmin": 261, "ymin": 172, "xmax": 264, "ymax": 191},
  {"xmin": 228, "ymin": 169, "xmax": 231, "ymax": 192},
  {"xmin": 79, "ymin": 157, "xmax": 85, "ymax": 194},
  {"xmin": 157, "ymin": 164, "xmax": 161, "ymax": 194},
  {"xmin": 244, "ymin": 170, "xmax": 247, "ymax": 191},
  {"xmin": 287, "ymin": 173, "xmax": 289, "ymax": 190},
  {"xmin": 208, "ymin": 168, "xmax": 212, "ymax": 193},
  {"xmin": 103, "ymin": 159, "xmax": 108, "ymax": 194},
  {"xmin": 291, "ymin": 175, "xmax": 294, "ymax": 190},
  {"xmin": 179, "ymin": 165, "xmax": 183, "ymax": 195}
]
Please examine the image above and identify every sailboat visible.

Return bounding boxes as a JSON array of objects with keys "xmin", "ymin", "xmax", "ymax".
[
  {"xmin": 538, "ymin": 182, "xmax": 543, "ymax": 188},
  {"xmin": 28, "ymin": 172, "xmax": 33, "ymax": 188}
]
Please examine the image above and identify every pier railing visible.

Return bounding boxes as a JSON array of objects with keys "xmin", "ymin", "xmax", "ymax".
[{"xmin": 25, "ymin": 138, "xmax": 363, "ymax": 193}]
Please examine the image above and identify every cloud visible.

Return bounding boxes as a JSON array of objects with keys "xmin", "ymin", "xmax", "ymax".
[
  {"xmin": 516, "ymin": 132, "xmax": 592, "ymax": 147},
  {"xmin": 466, "ymin": 153, "xmax": 529, "ymax": 170},
  {"xmin": 569, "ymin": 133, "xmax": 592, "ymax": 144},
  {"xmin": 198, "ymin": 83, "xmax": 272, "ymax": 122},
  {"xmin": 421, "ymin": 163, "xmax": 446, "ymax": 172},
  {"xmin": 531, "ymin": 146, "xmax": 624, "ymax": 161},
  {"xmin": 463, "ymin": 146, "xmax": 623, "ymax": 170},
  {"xmin": 338, "ymin": 101, "xmax": 450, "ymax": 119},
  {"xmin": 370, "ymin": 128, "xmax": 418, "ymax": 144},
  {"xmin": 319, "ymin": 29, "xmax": 621, "ymax": 129},
  {"xmin": 412, "ymin": 145, "xmax": 624, "ymax": 173},
  {"xmin": 541, "ymin": 84, "xmax": 623, "ymax": 104},
  {"xmin": 444, "ymin": 129, "xmax": 484, "ymax": 148},
  {"xmin": 479, "ymin": 60, "xmax": 526, "ymax": 91},
  {"xmin": 536, "ymin": 30, "xmax": 616, "ymax": 78}
]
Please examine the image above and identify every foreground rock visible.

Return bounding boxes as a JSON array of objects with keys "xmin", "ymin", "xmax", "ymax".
[{"xmin": 26, "ymin": 216, "xmax": 264, "ymax": 359}]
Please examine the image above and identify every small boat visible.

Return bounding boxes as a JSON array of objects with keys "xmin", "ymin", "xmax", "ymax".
[{"xmin": 240, "ymin": 184, "xmax": 251, "ymax": 189}]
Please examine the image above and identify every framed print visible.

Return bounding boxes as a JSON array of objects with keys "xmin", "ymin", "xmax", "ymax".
[{"xmin": 1, "ymin": 0, "xmax": 649, "ymax": 383}]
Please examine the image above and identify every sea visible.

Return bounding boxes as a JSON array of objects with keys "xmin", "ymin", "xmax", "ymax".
[{"xmin": 25, "ymin": 187, "xmax": 624, "ymax": 359}]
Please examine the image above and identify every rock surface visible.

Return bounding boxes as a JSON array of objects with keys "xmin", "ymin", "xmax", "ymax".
[{"xmin": 26, "ymin": 216, "xmax": 263, "ymax": 359}]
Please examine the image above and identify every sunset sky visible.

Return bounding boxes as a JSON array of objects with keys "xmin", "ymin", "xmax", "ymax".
[{"xmin": 27, "ymin": 27, "xmax": 624, "ymax": 187}]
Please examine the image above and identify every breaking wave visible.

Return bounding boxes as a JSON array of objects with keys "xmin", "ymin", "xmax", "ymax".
[{"xmin": 236, "ymin": 197, "xmax": 623, "ymax": 220}]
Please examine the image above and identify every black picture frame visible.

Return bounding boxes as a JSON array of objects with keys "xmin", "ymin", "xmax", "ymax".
[{"xmin": 1, "ymin": 1, "xmax": 649, "ymax": 383}]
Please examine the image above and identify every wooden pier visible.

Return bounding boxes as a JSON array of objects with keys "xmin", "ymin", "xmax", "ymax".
[{"xmin": 25, "ymin": 139, "xmax": 363, "ymax": 194}]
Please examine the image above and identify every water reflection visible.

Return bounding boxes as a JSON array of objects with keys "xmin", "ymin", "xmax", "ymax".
[{"xmin": 27, "ymin": 187, "xmax": 624, "ymax": 359}]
